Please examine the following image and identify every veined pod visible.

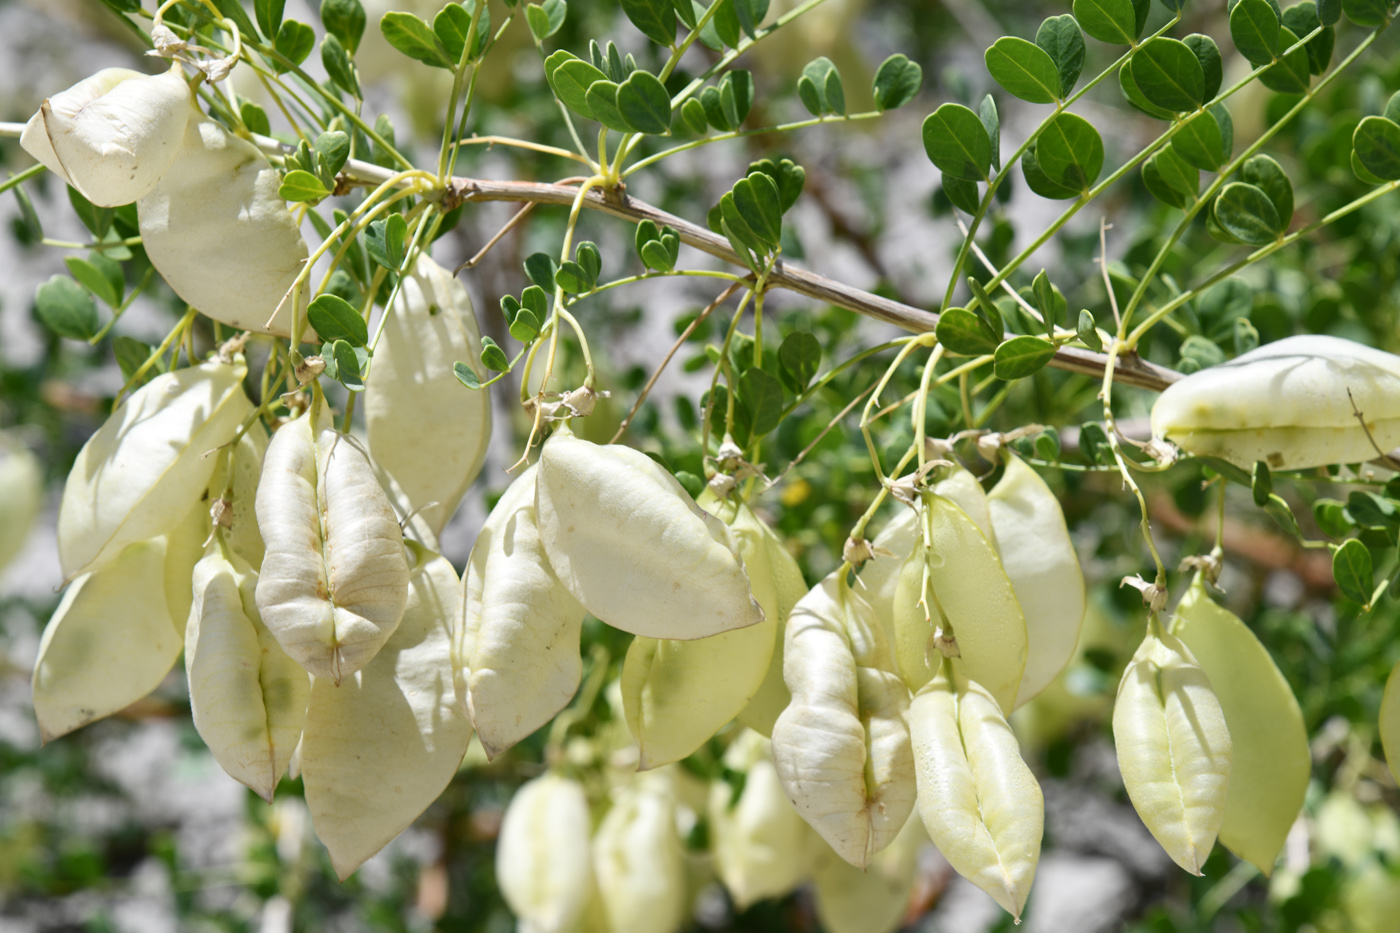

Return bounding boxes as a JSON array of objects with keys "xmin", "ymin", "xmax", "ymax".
[
  {"xmin": 708, "ymin": 731, "xmax": 815, "ymax": 909},
  {"xmin": 497, "ymin": 773, "xmax": 594, "ymax": 933},
  {"xmin": 138, "ymin": 116, "xmax": 310, "ymax": 337},
  {"xmin": 535, "ymin": 426, "xmax": 764, "ymax": 640},
  {"xmin": 185, "ymin": 543, "xmax": 309, "ymax": 802},
  {"xmin": 1113, "ymin": 625, "xmax": 1232, "ymax": 875},
  {"xmin": 0, "ymin": 438, "xmax": 42, "ymax": 573},
  {"xmin": 811, "ymin": 811, "xmax": 924, "ymax": 933},
  {"xmin": 222, "ymin": 422, "xmax": 268, "ymax": 569},
  {"xmin": 734, "ymin": 506, "xmax": 808, "ymax": 737},
  {"xmin": 986, "ymin": 456, "xmax": 1085, "ymax": 709},
  {"xmin": 771, "ymin": 572, "xmax": 916, "ymax": 868},
  {"xmin": 301, "ymin": 546, "xmax": 472, "ymax": 878},
  {"xmin": 365, "ymin": 254, "xmax": 491, "ymax": 536},
  {"xmin": 1171, "ymin": 579, "xmax": 1307, "ymax": 874},
  {"xmin": 21, "ymin": 65, "xmax": 191, "ymax": 207},
  {"xmin": 592, "ymin": 775, "xmax": 687, "ymax": 933},
  {"xmin": 460, "ymin": 465, "xmax": 586, "ymax": 759},
  {"xmin": 1149, "ymin": 335, "xmax": 1400, "ymax": 470},
  {"xmin": 164, "ymin": 486, "xmax": 214, "ymax": 638},
  {"xmin": 255, "ymin": 400, "xmax": 409, "ymax": 682},
  {"xmin": 891, "ymin": 490, "xmax": 1028, "ymax": 711},
  {"xmin": 57, "ymin": 355, "xmax": 252, "ymax": 578},
  {"xmin": 909, "ymin": 663, "xmax": 1043, "ymax": 920},
  {"xmin": 620, "ymin": 492, "xmax": 783, "ymax": 768},
  {"xmin": 1382, "ymin": 659, "xmax": 1400, "ymax": 786},
  {"xmin": 32, "ymin": 538, "xmax": 181, "ymax": 741}
]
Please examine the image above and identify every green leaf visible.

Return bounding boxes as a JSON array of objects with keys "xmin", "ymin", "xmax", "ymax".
[
  {"xmin": 213, "ymin": 0, "xmax": 260, "ymax": 43},
  {"xmin": 1031, "ymin": 270, "xmax": 1065, "ymax": 332},
  {"xmin": 1342, "ymin": 0, "xmax": 1388, "ymax": 27},
  {"xmin": 380, "ymin": 11, "xmax": 452, "ymax": 69},
  {"xmin": 936, "ymin": 307, "xmax": 1000, "ymax": 356},
  {"xmin": 314, "ymin": 130, "xmax": 351, "ymax": 177},
  {"xmin": 524, "ymin": 252, "xmax": 559, "ymax": 292},
  {"xmin": 549, "ymin": 57, "xmax": 606, "ymax": 120},
  {"xmin": 321, "ymin": 0, "xmax": 366, "ymax": 53},
  {"xmin": 1230, "ymin": 0, "xmax": 1281, "ymax": 66},
  {"xmin": 720, "ymin": 71, "xmax": 755, "ymax": 127},
  {"xmin": 434, "ymin": 2, "xmax": 490, "ymax": 62},
  {"xmin": 1077, "ymin": 309, "xmax": 1103, "ymax": 351},
  {"xmin": 1233, "ymin": 316, "xmax": 1259, "ymax": 355},
  {"xmin": 732, "ymin": 173, "xmax": 782, "ymax": 249},
  {"xmin": 796, "ymin": 75, "xmax": 823, "ymax": 116},
  {"xmin": 1183, "ymin": 34, "xmax": 1224, "ymax": 100},
  {"xmin": 1130, "ymin": 37, "xmax": 1205, "ymax": 112},
  {"xmin": 383, "ymin": 213, "xmax": 407, "ymax": 268},
  {"xmin": 1333, "ymin": 539, "xmax": 1375, "ymax": 605},
  {"xmin": 872, "ymin": 54, "xmax": 923, "ymax": 110},
  {"xmin": 942, "ymin": 174, "xmax": 982, "ymax": 213},
  {"xmin": 114, "ymin": 337, "xmax": 159, "ymax": 384},
  {"xmin": 576, "ymin": 241, "xmax": 601, "ymax": 285},
  {"xmin": 554, "ymin": 260, "xmax": 591, "ymax": 294},
  {"xmin": 321, "ymin": 35, "xmax": 362, "ymax": 98},
  {"xmin": 308, "ymin": 294, "xmax": 369, "ymax": 346},
  {"xmin": 510, "ymin": 309, "xmax": 541, "ymax": 344},
  {"xmin": 1143, "ymin": 146, "xmax": 1199, "ymax": 208},
  {"xmin": 35, "ymin": 275, "xmax": 99, "ymax": 340},
  {"xmin": 800, "ymin": 58, "xmax": 840, "ymax": 115},
  {"xmin": 778, "ymin": 331, "xmax": 821, "ymax": 391},
  {"xmin": 1036, "ymin": 15, "xmax": 1086, "ymax": 98},
  {"xmin": 621, "ymin": 0, "xmax": 676, "ymax": 45},
  {"xmin": 922, "ymin": 103, "xmax": 992, "ymax": 182},
  {"xmin": 273, "ymin": 19, "xmax": 316, "ymax": 73},
  {"xmin": 480, "ymin": 336, "xmax": 510, "ymax": 372},
  {"xmin": 10, "ymin": 183, "xmax": 43, "ymax": 242},
  {"xmin": 585, "ymin": 80, "xmax": 632, "ymax": 132},
  {"xmin": 1240, "ymin": 154, "xmax": 1294, "ymax": 226},
  {"xmin": 1022, "ymin": 146, "xmax": 1083, "ymax": 200},
  {"xmin": 526, "ymin": 0, "xmax": 566, "ymax": 40},
  {"xmin": 823, "ymin": 68, "xmax": 846, "ymax": 116},
  {"xmin": 733, "ymin": 0, "xmax": 769, "ymax": 39},
  {"xmin": 749, "ymin": 158, "xmax": 805, "ymax": 212},
  {"xmin": 640, "ymin": 240, "xmax": 675, "ymax": 272},
  {"xmin": 985, "ymin": 36, "xmax": 1061, "ymax": 104},
  {"xmin": 256, "ymin": 0, "xmax": 285, "ymax": 40},
  {"xmin": 1317, "ymin": 0, "xmax": 1342, "ymax": 25},
  {"xmin": 1072, "ymin": 0, "xmax": 1140, "ymax": 44},
  {"xmin": 979, "ymin": 95, "xmax": 1001, "ymax": 172},
  {"xmin": 994, "ymin": 335, "xmax": 1056, "ymax": 380},
  {"xmin": 332, "ymin": 340, "xmax": 368, "ymax": 391},
  {"xmin": 1315, "ymin": 499, "xmax": 1355, "ymax": 538},
  {"xmin": 1353, "ymin": 116, "xmax": 1400, "ymax": 181},
  {"xmin": 65, "ymin": 255, "xmax": 122, "ymax": 307},
  {"xmin": 239, "ymin": 99, "xmax": 271, "ymax": 135},
  {"xmin": 1353, "ymin": 150, "xmax": 1389, "ymax": 185},
  {"xmin": 700, "ymin": 86, "xmax": 732, "ymax": 131},
  {"xmin": 279, "ymin": 169, "xmax": 329, "ymax": 202},
  {"xmin": 719, "ymin": 192, "xmax": 766, "ymax": 257},
  {"xmin": 522, "ymin": 285, "xmax": 548, "ymax": 321},
  {"xmin": 740, "ymin": 367, "xmax": 784, "ymax": 436},
  {"xmin": 680, "ymin": 98, "xmax": 709, "ymax": 134},
  {"xmin": 1172, "ymin": 104, "xmax": 1233, "ymax": 171},
  {"xmin": 1180, "ymin": 333, "xmax": 1227, "ymax": 369},
  {"xmin": 1346, "ymin": 491, "xmax": 1400, "ymax": 530},
  {"xmin": 1281, "ymin": 2, "xmax": 1333, "ymax": 74},
  {"xmin": 1251, "ymin": 460, "xmax": 1273, "ymax": 507},
  {"xmin": 1119, "ymin": 63, "xmax": 1177, "ymax": 120},
  {"xmin": 1079, "ymin": 421, "xmax": 1112, "ymax": 465},
  {"xmin": 616, "ymin": 70, "xmax": 672, "ymax": 135},
  {"xmin": 453, "ymin": 361, "xmax": 482, "ymax": 389},
  {"xmin": 1035, "ymin": 112, "xmax": 1103, "ymax": 193},
  {"xmin": 1259, "ymin": 25, "xmax": 1311, "ymax": 94}
]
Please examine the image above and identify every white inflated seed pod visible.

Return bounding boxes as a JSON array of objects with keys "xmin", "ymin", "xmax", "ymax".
[
  {"xmin": 592, "ymin": 775, "xmax": 687, "ymax": 933},
  {"xmin": 0, "ymin": 437, "xmax": 43, "ymax": 574},
  {"xmin": 497, "ymin": 773, "xmax": 594, "ymax": 933},
  {"xmin": 811, "ymin": 812, "xmax": 925, "ymax": 933}
]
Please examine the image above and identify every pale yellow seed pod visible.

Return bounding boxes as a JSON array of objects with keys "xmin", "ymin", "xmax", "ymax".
[
  {"xmin": 1113, "ymin": 627, "xmax": 1232, "ymax": 875},
  {"xmin": 1172, "ymin": 578, "xmax": 1308, "ymax": 875},
  {"xmin": 57, "ymin": 355, "xmax": 251, "ymax": 578},
  {"xmin": 909, "ymin": 663, "xmax": 1043, "ymax": 920},
  {"xmin": 708, "ymin": 731, "xmax": 815, "ymax": 909},
  {"xmin": 138, "ymin": 116, "xmax": 310, "ymax": 337},
  {"xmin": 365, "ymin": 254, "xmax": 491, "ymax": 536},
  {"xmin": 223, "ymin": 422, "xmax": 268, "ymax": 569},
  {"xmin": 620, "ymin": 492, "xmax": 784, "ymax": 768},
  {"xmin": 734, "ymin": 506, "xmax": 808, "ymax": 737},
  {"xmin": 891, "ymin": 490, "xmax": 1028, "ymax": 711},
  {"xmin": 592, "ymin": 775, "xmax": 687, "ymax": 933},
  {"xmin": 32, "ymin": 538, "xmax": 181, "ymax": 742},
  {"xmin": 185, "ymin": 544, "xmax": 309, "ymax": 802},
  {"xmin": 771, "ymin": 572, "xmax": 915, "ymax": 868},
  {"xmin": 986, "ymin": 456, "xmax": 1085, "ymax": 709},
  {"xmin": 460, "ymin": 465, "xmax": 586, "ymax": 759},
  {"xmin": 1149, "ymin": 335, "xmax": 1400, "ymax": 470},
  {"xmin": 811, "ymin": 812, "xmax": 925, "ymax": 933},
  {"xmin": 163, "ymin": 486, "xmax": 213, "ymax": 639},
  {"xmin": 255, "ymin": 400, "xmax": 409, "ymax": 682},
  {"xmin": 0, "ymin": 437, "xmax": 43, "ymax": 573},
  {"xmin": 21, "ymin": 65, "xmax": 191, "ymax": 207},
  {"xmin": 535, "ymin": 427, "xmax": 763, "ymax": 640},
  {"xmin": 497, "ymin": 773, "xmax": 594, "ymax": 933},
  {"xmin": 1381, "ymin": 658, "xmax": 1400, "ymax": 786},
  {"xmin": 301, "ymin": 546, "xmax": 473, "ymax": 878}
]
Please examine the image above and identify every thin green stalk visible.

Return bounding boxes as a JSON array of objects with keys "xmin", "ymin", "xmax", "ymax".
[{"xmin": 622, "ymin": 112, "xmax": 882, "ymax": 178}]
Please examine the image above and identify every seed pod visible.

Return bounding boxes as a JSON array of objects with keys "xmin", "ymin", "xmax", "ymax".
[
  {"xmin": 1150, "ymin": 335, "xmax": 1400, "ymax": 470},
  {"xmin": 909, "ymin": 663, "xmax": 1043, "ymax": 919},
  {"xmin": 986, "ymin": 456, "xmax": 1085, "ymax": 709},
  {"xmin": 593, "ymin": 775, "xmax": 687, "ymax": 933},
  {"xmin": 811, "ymin": 812, "xmax": 924, "ymax": 933},
  {"xmin": 1113, "ymin": 626, "xmax": 1232, "ymax": 875},
  {"xmin": 21, "ymin": 65, "xmax": 191, "ymax": 207},
  {"xmin": 708, "ymin": 731, "xmax": 815, "ymax": 909},
  {"xmin": 1172, "ymin": 579, "xmax": 1308, "ymax": 874},
  {"xmin": 255, "ymin": 400, "xmax": 409, "ymax": 682},
  {"xmin": 164, "ymin": 486, "xmax": 214, "ymax": 638},
  {"xmin": 497, "ymin": 773, "xmax": 594, "ymax": 933},
  {"xmin": 1382, "ymin": 659, "xmax": 1400, "ymax": 787},
  {"xmin": 460, "ymin": 465, "xmax": 586, "ymax": 759},
  {"xmin": 734, "ymin": 506, "xmax": 808, "ymax": 737},
  {"xmin": 365, "ymin": 254, "xmax": 491, "ymax": 536},
  {"xmin": 138, "ymin": 117, "xmax": 310, "ymax": 337},
  {"xmin": 621, "ymin": 492, "xmax": 784, "ymax": 768},
  {"xmin": 58, "ymin": 355, "xmax": 252, "ymax": 578},
  {"xmin": 186, "ymin": 543, "xmax": 309, "ymax": 801},
  {"xmin": 32, "ymin": 538, "xmax": 181, "ymax": 741},
  {"xmin": 301, "ymin": 546, "xmax": 472, "ymax": 878},
  {"xmin": 222, "ymin": 423, "xmax": 268, "ymax": 569},
  {"xmin": 535, "ymin": 427, "xmax": 763, "ymax": 640},
  {"xmin": 891, "ymin": 490, "xmax": 1028, "ymax": 710},
  {"xmin": 771, "ymin": 572, "xmax": 916, "ymax": 868},
  {"xmin": 0, "ymin": 437, "xmax": 42, "ymax": 573}
]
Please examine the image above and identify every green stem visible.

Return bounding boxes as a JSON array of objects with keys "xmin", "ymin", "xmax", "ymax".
[
  {"xmin": 0, "ymin": 164, "xmax": 45, "ymax": 196},
  {"xmin": 622, "ymin": 112, "xmax": 882, "ymax": 178}
]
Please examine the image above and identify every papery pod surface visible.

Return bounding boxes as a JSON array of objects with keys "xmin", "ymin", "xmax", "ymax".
[
  {"xmin": 1382, "ymin": 659, "xmax": 1400, "ymax": 785},
  {"xmin": 33, "ymin": 538, "xmax": 180, "ymax": 741},
  {"xmin": 365, "ymin": 254, "xmax": 491, "ymax": 535},
  {"xmin": 734, "ymin": 504, "xmax": 808, "ymax": 736},
  {"xmin": 222, "ymin": 422, "xmax": 268, "ymax": 569},
  {"xmin": 461, "ymin": 464, "xmax": 586, "ymax": 759},
  {"xmin": 58, "ymin": 355, "xmax": 251, "ymax": 578},
  {"xmin": 909, "ymin": 663, "xmax": 1042, "ymax": 919},
  {"xmin": 535, "ymin": 427, "xmax": 763, "ymax": 639},
  {"xmin": 986, "ymin": 456, "xmax": 1085, "ymax": 709},
  {"xmin": 811, "ymin": 811, "xmax": 924, "ymax": 933},
  {"xmin": 185, "ymin": 542, "xmax": 308, "ymax": 801},
  {"xmin": 301, "ymin": 546, "xmax": 472, "ymax": 878},
  {"xmin": 592, "ymin": 775, "xmax": 687, "ymax": 933},
  {"xmin": 891, "ymin": 490, "xmax": 1028, "ymax": 710},
  {"xmin": 1149, "ymin": 335, "xmax": 1400, "ymax": 469},
  {"xmin": 255, "ymin": 400, "xmax": 409, "ymax": 682},
  {"xmin": 771, "ymin": 572, "xmax": 916, "ymax": 868},
  {"xmin": 708, "ymin": 731, "xmax": 815, "ymax": 909},
  {"xmin": 1172, "ymin": 578, "xmax": 1307, "ymax": 874},
  {"xmin": 138, "ymin": 117, "xmax": 309, "ymax": 337},
  {"xmin": 1113, "ymin": 625, "xmax": 1232, "ymax": 875},
  {"xmin": 21, "ymin": 65, "xmax": 191, "ymax": 206},
  {"xmin": 0, "ymin": 438, "xmax": 43, "ymax": 573},
  {"xmin": 498, "ymin": 773, "xmax": 594, "ymax": 933},
  {"xmin": 621, "ymin": 491, "xmax": 783, "ymax": 768},
  {"xmin": 164, "ymin": 482, "xmax": 214, "ymax": 638}
]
